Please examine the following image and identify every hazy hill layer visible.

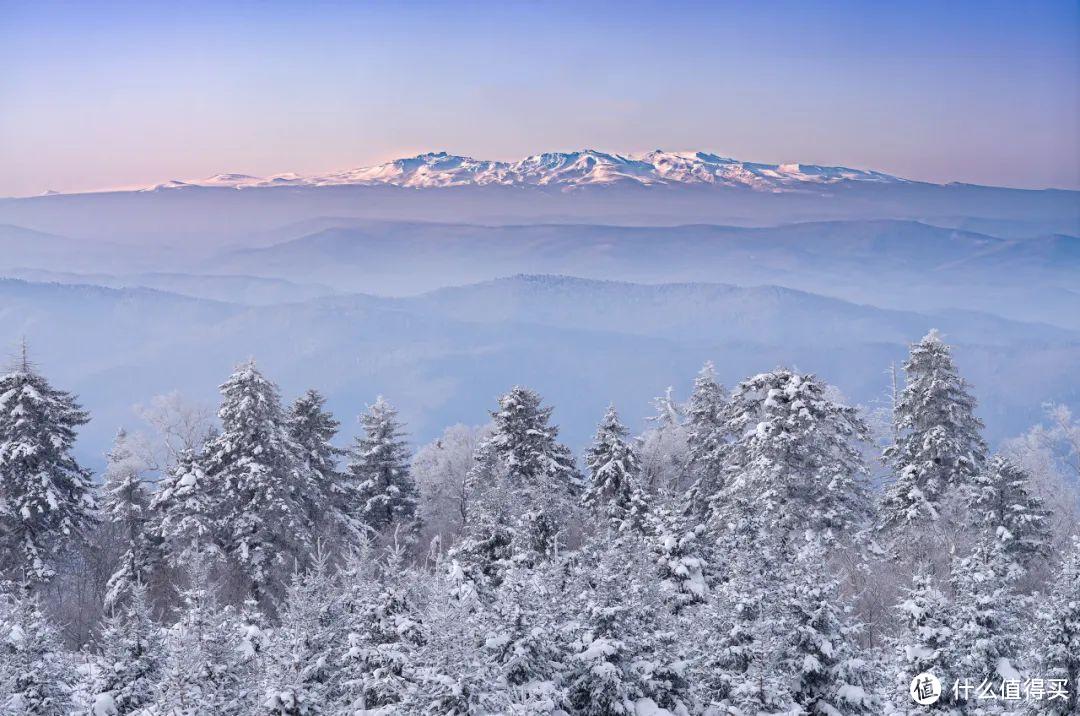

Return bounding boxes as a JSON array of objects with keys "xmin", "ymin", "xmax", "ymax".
[{"xmin": 2, "ymin": 275, "xmax": 1075, "ymax": 469}]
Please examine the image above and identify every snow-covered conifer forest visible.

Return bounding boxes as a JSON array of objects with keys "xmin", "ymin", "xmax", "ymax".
[{"xmin": 1, "ymin": 331, "xmax": 1077, "ymax": 715}]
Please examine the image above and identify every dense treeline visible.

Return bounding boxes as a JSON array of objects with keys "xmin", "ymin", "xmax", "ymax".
[{"xmin": 0, "ymin": 331, "xmax": 1078, "ymax": 715}]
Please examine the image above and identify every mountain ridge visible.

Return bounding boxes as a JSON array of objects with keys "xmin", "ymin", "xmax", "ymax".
[
  {"xmin": 3, "ymin": 273, "xmax": 1077, "ymax": 463},
  {"xmin": 122, "ymin": 149, "xmax": 912, "ymax": 194}
]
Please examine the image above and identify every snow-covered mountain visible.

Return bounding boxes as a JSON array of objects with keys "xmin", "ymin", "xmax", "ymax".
[{"xmin": 143, "ymin": 150, "xmax": 907, "ymax": 193}]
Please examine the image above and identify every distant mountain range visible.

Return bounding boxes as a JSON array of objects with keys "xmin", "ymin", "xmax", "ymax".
[
  {"xmin": 205, "ymin": 219, "xmax": 1079, "ymax": 329},
  {"xmin": 3, "ymin": 274, "xmax": 1076, "ymax": 470},
  {"xmin": 137, "ymin": 150, "xmax": 907, "ymax": 193},
  {"xmin": 3, "ymin": 218, "xmax": 1077, "ymax": 329},
  {"xmin": 0, "ymin": 152, "xmax": 1075, "ymax": 468},
  {"xmin": 3, "ymin": 152, "xmax": 1076, "ymax": 246}
]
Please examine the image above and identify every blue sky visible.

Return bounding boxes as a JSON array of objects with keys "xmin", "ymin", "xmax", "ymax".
[{"xmin": 1, "ymin": 0, "xmax": 1077, "ymax": 195}]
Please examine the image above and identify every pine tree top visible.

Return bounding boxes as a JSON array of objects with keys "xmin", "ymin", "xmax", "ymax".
[
  {"xmin": 687, "ymin": 361, "xmax": 726, "ymax": 424},
  {"xmin": 583, "ymin": 405, "xmax": 646, "ymax": 528},
  {"xmin": 893, "ymin": 330, "xmax": 984, "ymax": 439},
  {"xmin": 0, "ymin": 364, "xmax": 90, "ymax": 437},
  {"xmin": 486, "ymin": 386, "xmax": 578, "ymax": 489},
  {"xmin": 715, "ymin": 369, "xmax": 871, "ymax": 543},
  {"xmin": 353, "ymin": 396, "xmax": 410, "ymax": 458},
  {"xmin": 217, "ymin": 360, "xmax": 286, "ymax": 431},
  {"xmin": 291, "ymin": 389, "xmax": 340, "ymax": 431}
]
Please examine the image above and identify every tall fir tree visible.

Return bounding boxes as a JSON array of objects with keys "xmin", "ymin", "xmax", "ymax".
[
  {"xmin": 967, "ymin": 455, "xmax": 1050, "ymax": 580},
  {"xmin": 683, "ymin": 361, "xmax": 728, "ymax": 517},
  {"xmin": 946, "ymin": 540, "xmax": 1023, "ymax": 709},
  {"xmin": 288, "ymin": 390, "xmax": 354, "ymax": 543},
  {"xmin": 492, "ymin": 387, "xmax": 581, "ymax": 562},
  {"xmin": 582, "ymin": 405, "xmax": 648, "ymax": 531},
  {"xmin": 0, "ymin": 350, "xmax": 94, "ymax": 584},
  {"xmin": 880, "ymin": 330, "xmax": 987, "ymax": 533},
  {"xmin": 892, "ymin": 572, "xmax": 955, "ymax": 714},
  {"xmin": 181, "ymin": 361, "xmax": 315, "ymax": 610},
  {"xmin": 711, "ymin": 369, "xmax": 872, "ymax": 545},
  {"xmin": 1033, "ymin": 536, "xmax": 1080, "ymax": 716},
  {"xmin": 779, "ymin": 545, "xmax": 879, "ymax": 715},
  {"xmin": 101, "ymin": 428, "xmax": 158, "ymax": 609},
  {"xmin": 686, "ymin": 361, "xmax": 727, "ymax": 465},
  {"xmin": 344, "ymin": 397, "xmax": 419, "ymax": 536},
  {"xmin": 485, "ymin": 386, "xmax": 580, "ymax": 493},
  {"xmin": 454, "ymin": 387, "xmax": 581, "ymax": 584}
]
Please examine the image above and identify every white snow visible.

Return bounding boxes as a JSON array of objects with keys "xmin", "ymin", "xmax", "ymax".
[
  {"xmin": 996, "ymin": 657, "xmax": 1022, "ymax": 682},
  {"xmin": 92, "ymin": 693, "xmax": 118, "ymax": 716},
  {"xmin": 633, "ymin": 697, "xmax": 680, "ymax": 715}
]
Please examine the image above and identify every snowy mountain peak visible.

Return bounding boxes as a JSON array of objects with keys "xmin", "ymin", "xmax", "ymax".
[{"xmin": 141, "ymin": 149, "xmax": 910, "ymax": 193}]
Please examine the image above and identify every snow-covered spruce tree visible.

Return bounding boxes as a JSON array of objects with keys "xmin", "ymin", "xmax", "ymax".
[
  {"xmin": 150, "ymin": 448, "xmax": 216, "ymax": 563},
  {"xmin": 564, "ymin": 591, "xmax": 644, "ymax": 713},
  {"xmin": 779, "ymin": 544, "xmax": 879, "ymax": 715},
  {"xmin": 190, "ymin": 361, "xmax": 315, "ymax": 610},
  {"xmin": 946, "ymin": 540, "xmax": 1023, "ymax": 710},
  {"xmin": 590, "ymin": 407, "xmax": 709, "ymax": 615},
  {"xmin": 699, "ymin": 514, "xmax": 792, "ymax": 714},
  {"xmin": 648, "ymin": 505, "xmax": 709, "ymax": 614},
  {"xmin": 711, "ymin": 369, "xmax": 872, "ymax": 545},
  {"xmin": 339, "ymin": 543, "xmax": 424, "ymax": 712},
  {"xmin": 155, "ymin": 553, "xmax": 257, "ymax": 715},
  {"xmin": 880, "ymin": 330, "xmax": 986, "ymax": 534},
  {"xmin": 482, "ymin": 562, "xmax": 570, "ymax": 711},
  {"xmin": 92, "ymin": 582, "xmax": 165, "ymax": 715},
  {"xmin": 453, "ymin": 387, "xmax": 581, "ymax": 587},
  {"xmin": 967, "ymin": 455, "xmax": 1050, "ymax": 580},
  {"xmin": 483, "ymin": 386, "xmax": 581, "ymax": 497},
  {"xmin": 260, "ymin": 551, "xmax": 342, "ymax": 715},
  {"xmin": 0, "ymin": 589, "xmax": 77, "ymax": 715},
  {"xmin": 0, "ymin": 352, "xmax": 94, "ymax": 584},
  {"xmin": 582, "ymin": 405, "xmax": 648, "ymax": 532},
  {"xmin": 402, "ymin": 562, "xmax": 494, "ymax": 715},
  {"xmin": 683, "ymin": 362, "xmax": 728, "ymax": 517},
  {"xmin": 1032, "ymin": 536, "xmax": 1080, "ymax": 716},
  {"xmin": 563, "ymin": 532, "xmax": 692, "ymax": 716},
  {"xmin": 330, "ymin": 542, "xmax": 379, "ymax": 712},
  {"xmin": 891, "ymin": 572, "xmax": 955, "ymax": 714},
  {"xmin": 345, "ymin": 396, "xmax": 419, "ymax": 537},
  {"xmin": 448, "ymin": 490, "xmax": 517, "ymax": 594},
  {"xmin": 101, "ymin": 428, "xmax": 159, "ymax": 610},
  {"xmin": 288, "ymin": 389, "xmax": 355, "ymax": 545},
  {"xmin": 0, "ymin": 592, "xmax": 12, "ymax": 707},
  {"xmin": 492, "ymin": 387, "xmax": 581, "ymax": 562}
]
